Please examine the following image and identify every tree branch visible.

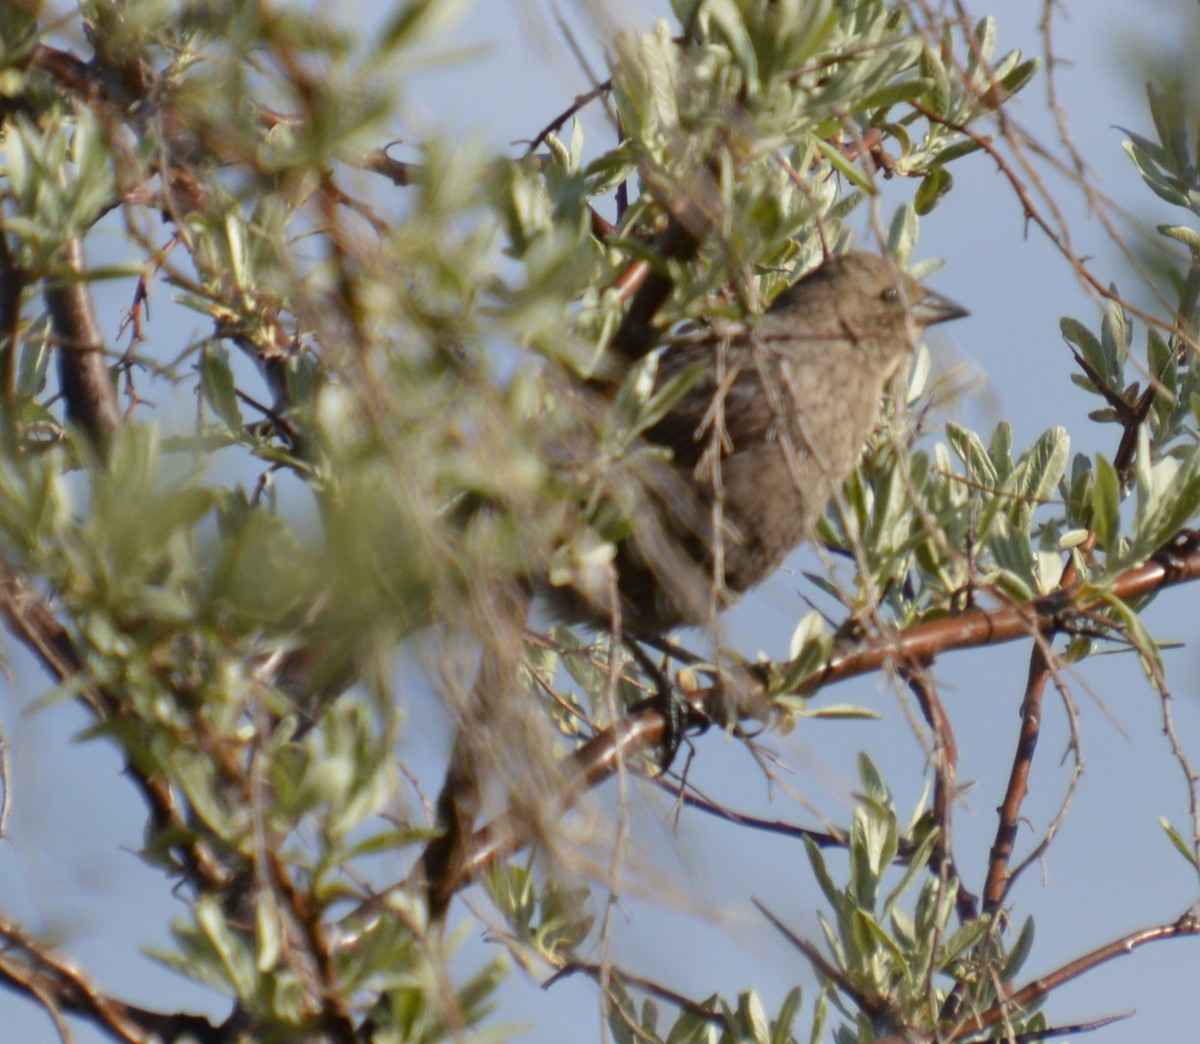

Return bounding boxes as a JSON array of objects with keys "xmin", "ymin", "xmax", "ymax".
[
  {"xmin": 0, "ymin": 556, "xmax": 230, "ymax": 892},
  {"xmin": 433, "ymin": 529, "xmax": 1200, "ymax": 905},
  {"xmin": 44, "ymin": 238, "xmax": 121, "ymax": 455},
  {"xmin": 0, "ymin": 912, "xmax": 222, "ymax": 1043},
  {"xmin": 950, "ymin": 912, "xmax": 1200, "ymax": 1040}
]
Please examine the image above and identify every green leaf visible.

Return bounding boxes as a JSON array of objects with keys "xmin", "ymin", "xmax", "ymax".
[
  {"xmin": 1016, "ymin": 426, "xmax": 1070, "ymax": 509},
  {"xmin": 857, "ymin": 752, "xmax": 890, "ymax": 807},
  {"xmin": 1061, "ymin": 316, "xmax": 1111, "ymax": 385},
  {"xmin": 988, "ymin": 515, "xmax": 1036, "ymax": 601},
  {"xmin": 1159, "ymin": 816, "xmax": 1200, "ymax": 869},
  {"xmin": 997, "ymin": 57, "xmax": 1039, "ymax": 101},
  {"xmin": 1135, "ymin": 442, "xmax": 1200, "ymax": 550},
  {"xmin": 195, "ymin": 895, "xmax": 258, "ymax": 1000},
  {"xmin": 809, "ymin": 988, "xmax": 828, "ymax": 1044},
  {"xmin": 771, "ymin": 987, "xmax": 803, "ymax": 1044},
  {"xmin": 860, "ymin": 78, "xmax": 932, "ymax": 112},
  {"xmin": 881, "ymin": 827, "xmax": 938, "ymax": 918},
  {"xmin": 972, "ymin": 17, "xmax": 997, "ymax": 62},
  {"xmin": 1091, "ymin": 453, "xmax": 1120, "ymax": 553},
  {"xmin": 1123, "ymin": 137, "xmax": 1190, "ymax": 208},
  {"xmin": 1100, "ymin": 297, "xmax": 1132, "ymax": 373},
  {"xmin": 776, "ymin": 702, "xmax": 880, "ymax": 721},
  {"xmin": 199, "ymin": 344, "xmax": 245, "ymax": 434},
  {"xmin": 932, "ymin": 137, "xmax": 985, "ymax": 165},
  {"xmin": 862, "ymin": 909, "xmax": 910, "ymax": 972},
  {"xmin": 812, "ymin": 135, "xmax": 875, "ymax": 194},
  {"xmin": 1003, "ymin": 916, "xmax": 1037, "ymax": 980},
  {"xmin": 914, "ymin": 165, "xmax": 953, "ymax": 215},
  {"xmin": 704, "ymin": 0, "xmax": 758, "ymax": 87},
  {"xmin": 946, "ymin": 422, "xmax": 998, "ymax": 489},
  {"xmin": 584, "ymin": 143, "xmax": 638, "ymax": 196},
  {"xmin": 1147, "ymin": 81, "xmax": 1190, "ymax": 174},
  {"xmin": 805, "ymin": 837, "xmax": 847, "ymax": 916},
  {"xmin": 733, "ymin": 990, "xmax": 770, "ymax": 1044},
  {"xmin": 633, "ymin": 358, "xmax": 707, "ymax": 438},
  {"xmin": 888, "ymin": 202, "xmax": 919, "ymax": 266},
  {"xmin": 939, "ymin": 917, "xmax": 990, "ymax": 968},
  {"xmin": 1159, "ymin": 224, "xmax": 1200, "ymax": 257},
  {"xmin": 1103, "ymin": 592, "xmax": 1164, "ymax": 679}
]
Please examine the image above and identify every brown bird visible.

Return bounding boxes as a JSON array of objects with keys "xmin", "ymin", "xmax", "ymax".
[
  {"xmin": 421, "ymin": 250, "xmax": 966, "ymax": 918},
  {"xmin": 554, "ymin": 250, "xmax": 968, "ymax": 634}
]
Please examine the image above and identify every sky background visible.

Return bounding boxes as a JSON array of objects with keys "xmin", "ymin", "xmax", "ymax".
[{"xmin": 3, "ymin": 1, "xmax": 1200, "ymax": 1041}]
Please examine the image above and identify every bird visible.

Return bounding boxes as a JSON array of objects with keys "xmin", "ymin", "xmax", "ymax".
[{"xmin": 550, "ymin": 250, "xmax": 968, "ymax": 635}]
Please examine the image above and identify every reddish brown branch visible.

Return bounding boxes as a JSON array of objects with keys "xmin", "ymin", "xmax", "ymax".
[
  {"xmin": 431, "ymin": 530, "xmax": 1200, "ymax": 905},
  {"xmin": 901, "ymin": 665, "xmax": 977, "ymax": 923},
  {"xmin": 0, "ymin": 218, "xmax": 22, "ymax": 417},
  {"xmin": 0, "ymin": 557, "xmax": 230, "ymax": 892},
  {"xmin": 949, "ymin": 912, "xmax": 1200, "ymax": 1040},
  {"xmin": 358, "ymin": 146, "xmax": 419, "ymax": 186},
  {"xmin": 983, "ymin": 639, "xmax": 1051, "ymax": 914},
  {"xmin": 654, "ymin": 775, "xmax": 850, "ymax": 847},
  {"xmin": 0, "ymin": 550, "xmax": 351, "ymax": 1034},
  {"xmin": 523, "ymin": 79, "xmax": 614, "ymax": 157},
  {"xmin": 942, "ymin": 637, "xmax": 1052, "ymax": 1027},
  {"xmin": 44, "ymin": 238, "xmax": 121, "ymax": 455},
  {"xmin": 756, "ymin": 903, "xmax": 1195, "ymax": 1043},
  {"xmin": 0, "ymin": 913, "xmax": 222, "ymax": 1043}
]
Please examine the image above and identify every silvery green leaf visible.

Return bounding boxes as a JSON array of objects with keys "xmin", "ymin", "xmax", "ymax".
[
  {"xmin": 946, "ymin": 422, "xmax": 999, "ymax": 488},
  {"xmin": 972, "ymin": 17, "xmax": 997, "ymax": 62},
  {"xmin": 788, "ymin": 609, "xmax": 829, "ymax": 662},
  {"xmin": 1061, "ymin": 316, "xmax": 1111, "ymax": 384},
  {"xmin": 1100, "ymin": 296, "xmax": 1132, "ymax": 371},
  {"xmin": 1105, "ymin": 594, "xmax": 1164, "ymax": 678},
  {"xmin": 570, "ymin": 115, "xmax": 584, "ymax": 166},
  {"xmin": 939, "ymin": 917, "xmax": 991, "ymax": 969},
  {"xmin": 989, "ymin": 515, "xmax": 1036, "ymax": 600},
  {"xmin": 705, "ymin": 0, "xmax": 757, "ymax": 87},
  {"xmin": 1034, "ymin": 542, "xmax": 1065, "ymax": 591},
  {"xmin": 1147, "ymin": 81, "xmax": 1190, "ymax": 173},
  {"xmin": 859, "ymin": 77, "xmax": 932, "ymax": 112},
  {"xmin": 543, "ymin": 130, "xmax": 570, "ymax": 170},
  {"xmin": 882, "ymin": 828, "xmax": 938, "ymax": 919},
  {"xmin": 990, "ymin": 421, "xmax": 1014, "ymax": 482},
  {"xmin": 733, "ymin": 990, "xmax": 769, "ymax": 1044},
  {"xmin": 1123, "ymin": 138, "xmax": 1190, "ymax": 207},
  {"xmin": 770, "ymin": 987, "xmax": 803, "ymax": 1044},
  {"xmin": 1136, "ymin": 442, "xmax": 1200, "ymax": 550},
  {"xmin": 1060, "ymin": 527, "xmax": 1090, "ymax": 550},
  {"xmin": 811, "ymin": 135, "xmax": 875, "ymax": 193},
  {"xmin": 1133, "ymin": 424, "xmax": 1156, "ymax": 532},
  {"xmin": 1015, "ymin": 426, "xmax": 1070, "ymax": 520},
  {"xmin": 888, "ymin": 202, "xmax": 918, "ymax": 265},
  {"xmin": 907, "ymin": 344, "xmax": 932, "ymax": 403},
  {"xmin": 998, "ymin": 57, "xmax": 1039, "ymax": 100}
]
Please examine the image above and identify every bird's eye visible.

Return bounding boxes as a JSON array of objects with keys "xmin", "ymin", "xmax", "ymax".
[{"xmin": 881, "ymin": 286, "xmax": 901, "ymax": 305}]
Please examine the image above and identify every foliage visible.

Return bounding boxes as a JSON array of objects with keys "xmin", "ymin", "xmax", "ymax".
[{"xmin": 0, "ymin": 1, "xmax": 1197, "ymax": 1042}]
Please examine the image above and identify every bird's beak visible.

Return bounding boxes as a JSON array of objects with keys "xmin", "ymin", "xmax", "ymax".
[{"xmin": 913, "ymin": 289, "xmax": 969, "ymax": 327}]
